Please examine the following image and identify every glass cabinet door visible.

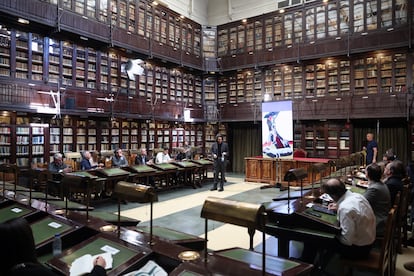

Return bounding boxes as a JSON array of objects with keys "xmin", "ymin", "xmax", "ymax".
[
  {"xmin": 218, "ymin": 29, "xmax": 228, "ymax": 56},
  {"xmin": 254, "ymin": 20, "xmax": 262, "ymax": 51},
  {"xmin": 284, "ymin": 14, "xmax": 293, "ymax": 45},
  {"xmin": 229, "ymin": 27, "xmax": 237, "ymax": 56},
  {"xmin": 293, "ymin": 11, "xmax": 302, "ymax": 43},
  {"xmin": 237, "ymin": 25, "xmax": 245, "ymax": 54},
  {"xmin": 353, "ymin": 0, "xmax": 364, "ymax": 33},
  {"xmin": 327, "ymin": 2, "xmax": 338, "ymax": 37},
  {"xmin": 274, "ymin": 15, "xmax": 283, "ymax": 46},
  {"xmin": 339, "ymin": 1, "xmax": 350, "ymax": 35},
  {"xmin": 265, "ymin": 18, "xmax": 273, "ymax": 50},
  {"xmin": 316, "ymin": 6, "xmax": 326, "ymax": 39},
  {"xmin": 366, "ymin": 0, "xmax": 378, "ymax": 31}
]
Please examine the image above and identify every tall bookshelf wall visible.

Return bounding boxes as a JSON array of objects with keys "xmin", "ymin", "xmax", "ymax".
[
  {"xmin": 0, "ymin": 112, "xmax": 211, "ymax": 167},
  {"xmin": 0, "ymin": 27, "xmax": 203, "ymax": 108}
]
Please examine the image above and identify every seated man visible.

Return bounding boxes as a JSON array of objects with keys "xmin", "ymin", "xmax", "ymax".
[
  {"xmin": 301, "ymin": 178, "xmax": 376, "ymax": 266},
  {"xmin": 48, "ymin": 153, "xmax": 71, "ymax": 173},
  {"xmin": 175, "ymin": 148, "xmax": 187, "ymax": 161},
  {"xmin": 80, "ymin": 151, "xmax": 103, "ymax": 170},
  {"xmin": 384, "ymin": 160, "xmax": 406, "ymax": 205},
  {"xmin": 363, "ymin": 163, "xmax": 391, "ymax": 236},
  {"xmin": 112, "ymin": 148, "xmax": 128, "ymax": 167},
  {"xmin": 155, "ymin": 148, "xmax": 172, "ymax": 164},
  {"xmin": 135, "ymin": 148, "xmax": 153, "ymax": 165}
]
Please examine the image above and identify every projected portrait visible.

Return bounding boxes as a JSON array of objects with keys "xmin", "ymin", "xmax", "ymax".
[{"xmin": 262, "ymin": 101, "xmax": 293, "ymax": 159}]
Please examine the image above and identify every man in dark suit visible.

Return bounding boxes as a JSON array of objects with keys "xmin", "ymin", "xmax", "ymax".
[
  {"xmin": 210, "ymin": 134, "xmax": 229, "ymax": 192},
  {"xmin": 135, "ymin": 148, "xmax": 153, "ymax": 165},
  {"xmin": 135, "ymin": 148, "xmax": 155, "ymax": 187}
]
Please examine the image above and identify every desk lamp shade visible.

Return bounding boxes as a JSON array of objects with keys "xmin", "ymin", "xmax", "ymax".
[
  {"xmin": 283, "ymin": 168, "xmax": 308, "ymax": 182},
  {"xmin": 200, "ymin": 196, "xmax": 264, "ymax": 229},
  {"xmin": 200, "ymin": 196, "xmax": 267, "ymax": 274},
  {"xmin": 113, "ymin": 181, "xmax": 158, "ymax": 203}
]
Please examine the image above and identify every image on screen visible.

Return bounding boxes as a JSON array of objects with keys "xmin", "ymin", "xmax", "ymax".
[{"xmin": 262, "ymin": 101, "xmax": 293, "ymax": 159}]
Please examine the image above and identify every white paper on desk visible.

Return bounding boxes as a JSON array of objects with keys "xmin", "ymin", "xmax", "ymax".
[
  {"xmin": 122, "ymin": 260, "xmax": 167, "ymax": 276},
  {"xmin": 319, "ymin": 193, "xmax": 334, "ymax": 202},
  {"xmin": 69, "ymin": 252, "xmax": 113, "ymax": 276}
]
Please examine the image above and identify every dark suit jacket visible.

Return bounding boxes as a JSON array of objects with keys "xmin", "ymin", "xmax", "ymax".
[
  {"xmin": 80, "ymin": 158, "xmax": 97, "ymax": 170},
  {"xmin": 211, "ymin": 141, "xmax": 229, "ymax": 160},
  {"xmin": 135, "ymin": 154, "xmax": 150, "ymax": 165}
]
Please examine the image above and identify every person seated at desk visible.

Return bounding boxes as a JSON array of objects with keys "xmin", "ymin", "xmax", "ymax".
[
  {"xmin": 80, "ymin": 151, "xmax": 104, "ymax": 170},
  {"xmin": 384, "ymin": 160, "xmax": 406, "ymax": 205},
  {"xmin": 155, "ymin": 147, "xmax": 172, "ymax": 164},
  {"xmin": 112, "ymin": 148, "xmax": 128, "ymax": 167},
  {"xmin": 183, "ymin": 142, "xmax": 192, "ymax": 160},
  {"xmin": 135, "ymin": 148, "xmax": 155, "ymax": 187},
  {"xmin": 382, "ymin": 148, "xmax": 397, "ymax": 163},
  {"xmin": 0, "ymin": 217, "xmax": 107, "ymax": 276},
  {"xmin": 363, "ymin": 163, "xmax": 391, "ymax": 236},
  {"xmin": 301, "ymin": 178, "xmax": 375, "ymax": 266},
  {"xmin": 175, "ymin": 147, "xmax": 187, "ymax": 161},
  {"xmin": 135, "ymin": 148, "xmax": 153, "ymax": 165},
  {"xmin": 48, "ymin": 153, "xmax": 72, "ymax": 173}
]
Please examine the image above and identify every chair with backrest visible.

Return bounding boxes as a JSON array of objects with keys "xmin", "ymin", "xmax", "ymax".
[
  {"xmin": 402, "ymin": 178, "xmax": 412, "ymax": 249},
  {"xmin": 341, "ymin": 207, "xmax": 397, "ymax": 276},
  {"xmin": 389, "ymin": 191, "xmax": 401, "ymax": 275},
  {"xmin": 395, "ymin": 181, "xmax": 410, "ymax": 254}
]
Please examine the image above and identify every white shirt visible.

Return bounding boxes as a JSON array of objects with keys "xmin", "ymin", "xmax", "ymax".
[
  {"xmin": 336, "ymin": 190, "xmax": 376, "ymax": 246},
  {"xmin": 156, "ymin": 151, "xmax": 171, "ymax": 164}
]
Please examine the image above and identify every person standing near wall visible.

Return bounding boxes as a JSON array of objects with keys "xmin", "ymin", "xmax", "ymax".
[{"xmin": 210, "ymin": 134, "xmax": 229, "ymax": 192}]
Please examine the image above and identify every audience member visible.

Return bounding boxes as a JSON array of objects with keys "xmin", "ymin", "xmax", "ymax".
[
  {"xmin": 155, "ymin": 148, "xmax": 172, "ymax": 164},
  {"xmin": 112, "ymin": 148, "xmax": 128, "ymax": 167},
  {"xmin": 135, "ymin": 148, "xmax": 155, "ymax": 187},
  {"xmin": 384, "ymin": 160, "xmax": 407, "ymax": 205},
  {"xmin": 0, "ymin": 218, "xmax": 106, "ymax": 276},
  {"xmin": 363, "ymin": 163, "xmax": 391, "ymax": 236},
  {"xmin": 48, "ymin": 153, "xmax": 71, "ymax": 173},
  {"xmin": 382, "ymin": 148, "xmax": 397, "ymax": 163},
  {"xmin": 175, "ymin": 148, "xmax": 187, "ymax": 161},
  {"xmin": 183, "ymin": 142, "xmax": 192, "ymax": 160},
  {"xmin": 363, "ymin": 132, "xmax": 378, "ymax": 165},
  {"xmin": 135, "ymin": 148, "xmax": 153, "ymax": 165},
  {"xmin": 301, "ymin": 178, "xmax": 376, "ymax": 267},
  {"xmin": 324, "ymin": 178, "xmax": 376, "ymax": 258},
  {"xmin": 210, "ymin": 134, "xmax": 229, "ymax": 192},
  {"xmin": 80, "ymin": 151, "xmax": 103, "ymax": 170}
]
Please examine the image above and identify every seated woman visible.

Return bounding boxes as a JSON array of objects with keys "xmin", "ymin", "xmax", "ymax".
[{"xmin": 0, "ymin": 217, "xmax": 106, "ymax": 276}]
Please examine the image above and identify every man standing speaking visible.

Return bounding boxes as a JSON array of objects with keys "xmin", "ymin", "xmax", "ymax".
[{"xmin": 210, "ymin": 134, "xmax": 229, "ymax": 192}]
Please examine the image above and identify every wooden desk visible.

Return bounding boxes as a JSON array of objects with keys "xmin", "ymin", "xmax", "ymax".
[
  {"xmin": 136, "ymin": 225, "xmax": 205, "ymax": 251},
  {"xmin": 245, "ymin": 157, "xmax": 332, "ymax": 186},
  {"xmin": 150, "ymin": 163, "xmax": 180, "ymax": 190},
  {"xmin": 122, "ymin": 165, "xmax": 159, "ymax": 186},
  {"xmin": 48, "ymin": 234, "xmax": 151, "ymax": 276},
  {"xmin": 172, "ymin": 161, "xmax": 201, "ymax": 188},
  {"xmin": 89, "ymin": 168, "xmax": 131, "ymax": 194},
  {"xmin": 0, "ymin": 200, "xmax": 42, "ymax": 223},
  {"xmin": 264, "ymin": 190, "xmax": 340, "ymax": 258},
  {"xmin": 31, "ymin": 215, "xmax": 83, "ymax": 249},
  {"xmin": 190, "ymin": 159, "xmax": 213, "ymax": 182},
  {"xmin": 169, "ymin": 247, "xmax": 313, "ymax": 276}
]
